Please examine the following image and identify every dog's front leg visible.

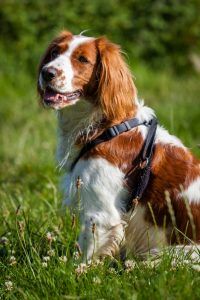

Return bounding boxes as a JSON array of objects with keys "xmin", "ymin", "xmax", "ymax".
[
  {"xmin": 95, "ymin": 223, "xmax": 125, "ymax": 259},
  {"xmin": 70, "ymin": 158, "xmax": 129, "ymax": 261},
  {"xmin": 78, "ymin": 214, "xmax": 125, "ymax": 261}
]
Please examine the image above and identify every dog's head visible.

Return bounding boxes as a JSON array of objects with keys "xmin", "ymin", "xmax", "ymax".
[{"xmin": 38, "ymin": 31, "xmax": 137, "ymax": 121}]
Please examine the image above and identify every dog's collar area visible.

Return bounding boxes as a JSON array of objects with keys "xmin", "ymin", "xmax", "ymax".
[
  {"xmin": 71, "ymin": 117, "xmax": 158, "ymax": 211},
  {"xmin": 105, "ymin": 119, "xmax": 146, "ymax": 138}
]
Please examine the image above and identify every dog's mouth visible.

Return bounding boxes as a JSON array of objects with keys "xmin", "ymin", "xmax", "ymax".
[{"xmin": 43, "ymin": 87, "xmax": 82, "ymax": 109}]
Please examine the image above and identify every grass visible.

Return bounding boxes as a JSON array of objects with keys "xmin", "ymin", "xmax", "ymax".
[{"xmin": 0, "ymin": 63, "xmax": 200, "ymax": 299}]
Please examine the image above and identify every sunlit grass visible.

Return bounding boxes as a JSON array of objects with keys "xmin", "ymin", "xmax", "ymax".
[{"xmin": 0, "ymin": 65, "xmax": 200, "ymax": 299}]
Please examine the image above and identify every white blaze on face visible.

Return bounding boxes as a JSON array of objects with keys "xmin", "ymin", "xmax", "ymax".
[{"xmin": 40, "ymin": 35, "xmax": 93, "ymax": 93}]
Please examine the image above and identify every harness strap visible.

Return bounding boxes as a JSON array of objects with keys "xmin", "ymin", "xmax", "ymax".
[
  {"xmin": 71, "ymin": 118, "xmax": 145, "ymax": 171},
  {"xmin": 128, "ymin": 118, "xmax": 157, "ymax": 209}
]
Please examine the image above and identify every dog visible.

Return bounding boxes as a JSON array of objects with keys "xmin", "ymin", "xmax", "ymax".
[{"xmin": 38, "ymin": 31, "xmax": 200, "ymax": 261}]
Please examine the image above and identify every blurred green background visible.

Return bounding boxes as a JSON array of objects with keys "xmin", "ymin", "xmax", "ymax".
[
  {"xmin": 1, "ymin": 0, "xmax": 200, "ymax": 75},
  {"xmin": 0, "ymin": 1, "xmax": 200, "ymax": 298}
]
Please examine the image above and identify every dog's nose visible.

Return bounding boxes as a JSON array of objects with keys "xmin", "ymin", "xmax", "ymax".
[{"xmin": 42, "ymin": 67, "xmax": 56, "ymax": 82}]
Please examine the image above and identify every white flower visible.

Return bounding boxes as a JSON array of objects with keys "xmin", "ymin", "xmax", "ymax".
[
  {"xmin": 75, "ymin": 263, "xmax": 87, "ymax": 275},
  {"xmin": 46, "ymin": 232, "xmax": 52, "ymax": 240},
  {"xmin": 108, "ymin": 267, "xmax": 117, "ymax": 274},
  {"xmin": 144, "ymin": 259, "xmax": 161, "ymax": 269},
  {"xmin": 92, "ymin": 276, "xmax": 101, "ymax": 284},
  {"xmin": 5, "ymin": 281, "xmax": 13, "ymax": 291},
  {"xmin": 47, "ymin": 249, "xmax": 55, "ymax": 257},
  {"xmin": 42, "ymin": 262, "xmax": 48, "ymax": 268},
  {"xmin": 191, "ymin": 264, "xmax": 200, "ymax": 272},
  {"xmin": 59, "ymin": 256, "xmax": 68, "ymax": 263},
  {"xmin": 92, "ymin": 259, "xmax": 104, "ymax": 266},
  {"xmin": 124, "ymin": 260, "xmax": 136, "ymax": 272},
  {"xmin": 43, "ymin": 256, "xmax": 50, "ymax": 262},
  {"xmin": 46, "ymin": 232, "xmax": 56, "ymax": 242},
  {"xmin": 9, "ymin": 256, "xmax": 17, "ymax": 266},
  {"xmin": 73, "ymin": 251, "xmax": 80, "ymax": 260}
]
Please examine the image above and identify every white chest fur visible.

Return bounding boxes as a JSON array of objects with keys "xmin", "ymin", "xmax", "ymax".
[
  {"xmin": 64, "ymin": 158, "xmax": 129, "ymax": 259},
  {"xmin": 66, "ymin": 157, "xmax": 128, "ymax": 220}
]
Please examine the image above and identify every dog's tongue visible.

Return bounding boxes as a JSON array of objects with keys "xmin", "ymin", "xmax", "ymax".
[
  {"xmin": 44, "ymin": 89, "xmax": 81, "ymax": 102},
  {"xmin": 44, "ymin": 89, "xmax": 63, "ymax": 101}
]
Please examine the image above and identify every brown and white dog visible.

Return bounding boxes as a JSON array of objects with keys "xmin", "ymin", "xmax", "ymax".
[{"xmin": 38, "ymin": 31, "xmax": 200, "ymax": 261}]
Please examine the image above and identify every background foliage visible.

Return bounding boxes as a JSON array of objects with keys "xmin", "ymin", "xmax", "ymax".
[{"xmin": 1, "ymin": 0, "xmax": 200, "ymax": 74}]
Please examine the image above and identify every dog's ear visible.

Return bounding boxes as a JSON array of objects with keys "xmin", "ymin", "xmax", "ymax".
[{"xmin": 96, "ymin": 37, "xmax": 137, "ymax": 123}]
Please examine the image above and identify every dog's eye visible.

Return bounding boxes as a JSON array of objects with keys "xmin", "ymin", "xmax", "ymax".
[
  {"xmin": 51, "ymin": 49, "xmax": 59, "ymax": 59},
  {"xmin": 78, "ymin": 55, "xmax": 89, "ymax": 63}
]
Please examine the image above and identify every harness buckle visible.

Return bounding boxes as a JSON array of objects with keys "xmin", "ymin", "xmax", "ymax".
[
  {"xmin": 132, "ymin": 196, "xmax": 139, "ymax": 207},
  {"xmin": 139, "ymin": 158, "xmax": 149, "ymax": 169}
]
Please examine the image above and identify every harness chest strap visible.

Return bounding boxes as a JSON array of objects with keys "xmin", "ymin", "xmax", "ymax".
[
  {"xmin": 128, "ymin": 117, "xmax": 157, "ymax": 210},
  {"xmin": 71, "ymin": 117, "xmax": 158, "ymax": 210}
]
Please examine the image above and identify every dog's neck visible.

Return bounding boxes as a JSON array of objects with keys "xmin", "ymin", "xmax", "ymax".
[
  {"xmin": 56, "ymin": 101, "xmax": 102, "ymax": 169},
  {"xmin": 56, "ymin": 98, "xmax": 149, "ymax": 170}
]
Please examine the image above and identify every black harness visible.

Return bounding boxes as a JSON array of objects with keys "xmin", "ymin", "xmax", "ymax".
[{"xmin": 71, "ymin": 117, "xmax": 157, "ymax": 210}]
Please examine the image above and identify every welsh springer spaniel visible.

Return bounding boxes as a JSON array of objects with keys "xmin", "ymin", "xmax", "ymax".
[{"xmin": 38, "ymin": 31, "xmax": 200, "ymax": 261}]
